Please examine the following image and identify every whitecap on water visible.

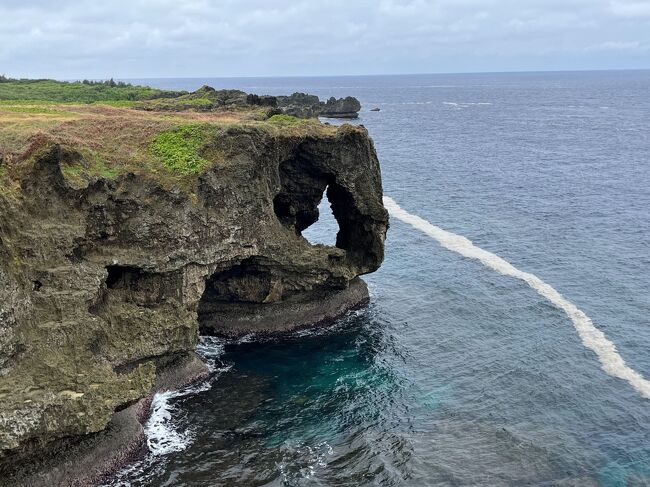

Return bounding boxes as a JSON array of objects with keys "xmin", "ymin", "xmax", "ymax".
[{"xmin": 443, "ymin": 101, "xmax": 492, "ymax": 108}]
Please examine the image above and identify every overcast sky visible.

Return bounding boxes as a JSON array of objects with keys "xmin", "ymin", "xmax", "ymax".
[{"xmin": 2, "ymin": 0, "xmax": 649, "ymax": 79}]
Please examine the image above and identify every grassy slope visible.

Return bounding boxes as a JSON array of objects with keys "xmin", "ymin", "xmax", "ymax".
[{"xmin": 0, "ymin": 79, "xmax": 335, "ymax": 192}]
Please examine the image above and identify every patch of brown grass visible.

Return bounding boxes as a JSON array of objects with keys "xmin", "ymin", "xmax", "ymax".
[{"xmin": 0, "ymin": 102, "xmax": 341, "ymax": 192}]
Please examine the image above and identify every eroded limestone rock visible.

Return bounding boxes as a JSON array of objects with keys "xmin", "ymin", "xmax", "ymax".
[
  {"xmin": 0, "ymin": 123, "xmax": 387, "ymax": 468},
  {"xmin": 276, "ymin": 93, "xmax": 362, "ymax": 119},
  {"xmin": 135, "ymin": 86, "xmax": 362, "ymax": 119}
]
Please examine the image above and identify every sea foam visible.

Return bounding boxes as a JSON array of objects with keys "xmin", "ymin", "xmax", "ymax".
[
  {"xmin": 383, "ymin": 196, "xmax": 650, "ymax": 400},
  {"xmin": 145, "ymin": 336, "xmax": 230, "ymax": 456}
]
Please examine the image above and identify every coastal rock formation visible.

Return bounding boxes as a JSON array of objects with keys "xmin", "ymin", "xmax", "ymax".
[
  {"xmin": 136, "ymin": 85, "xmax": 277, "ymax": 112},
  {"xmin": 275, "ymin": 93, "xmax": 362, "ymax": 119},
  {"xmin": 0, "ymin": 118, "xmax": 387, "ymax": 480},
  {"xmin": 274, "ymin": 92, "xmax": 321, "ymax": 118},
  {"xmin": 320, "ymin": 96, "xmax": 363, "ymax": 118},
  {"xmin": 136, "ymin": 86, "xmax": 363, "ymax": 119}
]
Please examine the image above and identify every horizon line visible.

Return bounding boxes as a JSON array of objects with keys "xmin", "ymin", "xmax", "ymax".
[
  {"xmin": 115, "ymin": 67, "xmax": 649, "ymax": 80},
  {"xmin": 10, "ymin": 67, "xmax": 647, "ymax": 82},
  {"xmin": 6, "ymin": 67, "xmax": 648, "ymax": 83}
]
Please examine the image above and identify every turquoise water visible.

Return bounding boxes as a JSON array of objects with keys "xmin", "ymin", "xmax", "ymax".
[{"xmin": 111, "ymin": 71, "xmax": 650, "ymax": 486}]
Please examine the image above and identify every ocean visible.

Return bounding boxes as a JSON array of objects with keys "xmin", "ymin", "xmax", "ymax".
[{"xmin": 108, "ymin": 71, "xmax": 650, "ymax": 486}]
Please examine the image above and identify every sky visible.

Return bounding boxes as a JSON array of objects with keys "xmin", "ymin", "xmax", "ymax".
[{"xmin": 1, "ymin": 0, "xmax": 650, "ymax": 79}]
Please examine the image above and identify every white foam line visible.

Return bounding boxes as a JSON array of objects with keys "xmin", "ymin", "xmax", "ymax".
[
  {"xmin": 383, "ymin": 195, "xmax": 650, "ymax": 400},
  {"xmin": 145, "ymin": 336, "xmax": 230, "ymax": 456},
  {"xmin": 146, "ymin": 390, "xmax": 191, "ymax": 456}
]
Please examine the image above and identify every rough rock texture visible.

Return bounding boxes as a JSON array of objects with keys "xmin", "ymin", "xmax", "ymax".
[
  {"xmin": 136, "ymin": 86, "xmax": 362, "ymax": 119},
  {"xmin": 275, "ymin": 92, "xmax": 322, "ymax": 118},
  {"xmin": 320, "ymin": 96, "xmax": 363, "ymax": 119},
  {"xmin": 0, "ymin": 123, "xmax": 388, "ymax": 470},
  {"xmin": 199, "ymin": 277, "xmax": 370, "ymax": 337},
  {"xmin": 276, "ymin": 93, "xmax": 362, "ymax": 119},
  {"xmin": 0, "ymin": 352, "xmax": 208, "ymax": 487},
  {"xmin": 136, "ymin": 85, "xmax": 278, "ymax": 112}
]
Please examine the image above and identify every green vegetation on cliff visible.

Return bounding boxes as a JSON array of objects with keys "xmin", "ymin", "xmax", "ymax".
[
  {"xmin": 268, "ymin": 114, "xmax": 308, "ymax": 125},
  {"xmin": 0, "ymin": 79, "xmax": 337, "ymax": 192},
  {"xmin": 150, "ymin": 124, "xmax": 213, "ymax": 175},
  {"xmin": 0, "ymin": 77, "xmax": 181, "ymax": 103}
]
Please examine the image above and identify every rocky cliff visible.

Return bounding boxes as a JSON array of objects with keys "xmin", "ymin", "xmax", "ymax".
[{"xmin": 0, "ymin": 99, "xmax": 387, "ymax": 483}]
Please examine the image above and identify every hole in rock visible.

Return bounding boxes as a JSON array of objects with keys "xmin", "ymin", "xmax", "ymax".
[
  {"xmin": 200, "ymin": 258, "xmax": 275, "ymax": 305},
  {"xmin": 197, "ymin": 257, "xmax": 283, "ymax": 334},
  {"xmin": 103, "ymin": 265, "xmax": 172, "ymax": 306},
  {"xmin": 272, "ymin": 155, "xmax": 341, "ymax": 247},
  {"xmin": 302, "ymin": 187, "xmax": 338, "ymax": 246},
  {"xmin": 272, "ymin": 154, "xmax": 371, "ymax": 262},
  {"xmin": 105, "ymin": 265, "xmax": 142, "ymax": 289}
]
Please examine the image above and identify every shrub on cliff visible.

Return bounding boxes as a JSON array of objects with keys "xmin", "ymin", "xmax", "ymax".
[{"xmin": 150, "ymin": 124, "xmax": 212, "ymax": 175}]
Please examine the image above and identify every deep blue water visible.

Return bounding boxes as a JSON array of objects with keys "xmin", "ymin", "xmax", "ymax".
[{"xmin": 112, "ymin": 71, "xmax": 650, "ymax": 486}]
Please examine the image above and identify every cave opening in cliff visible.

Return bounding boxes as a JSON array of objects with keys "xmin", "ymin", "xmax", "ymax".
[
  {"xmin": 197, "ymin": 257, "xmax": 283, "ymax": 334},
  {"xmin": 200, "ymin": 258, "xmax": 275, "ymax": 305},
  {"xmin": 301, "ymin": 186, "xmax": 339, "ymax": 246}
]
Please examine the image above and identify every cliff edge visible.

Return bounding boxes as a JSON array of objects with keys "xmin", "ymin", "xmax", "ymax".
[{"xmin": 0, "ymin": 86, "xmax": 387, "ymax": 483}]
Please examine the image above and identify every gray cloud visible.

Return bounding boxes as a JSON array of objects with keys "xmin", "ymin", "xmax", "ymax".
[{"xmin": 1, "ymin": 0, "xmax": 649, "ymax": 78}]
